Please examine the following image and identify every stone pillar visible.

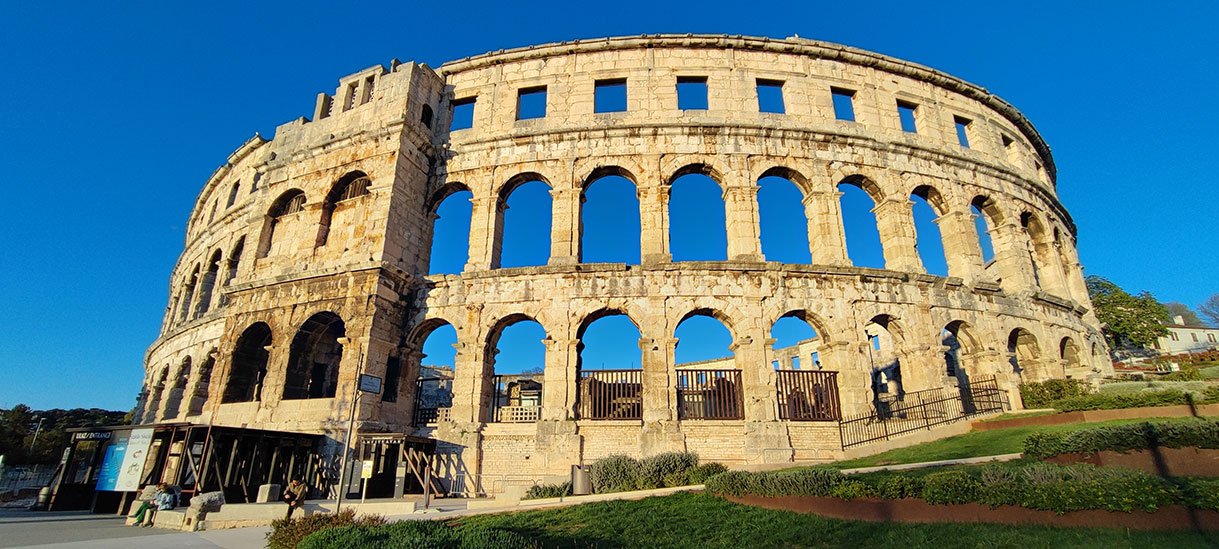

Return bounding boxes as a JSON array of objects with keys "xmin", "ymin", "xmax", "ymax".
[
  {"xmin": 819, "ymin": 341, "xmax": 870, "ymax": 417},
  {"xmin": 549, "ymin": 187, "xmax": 581, "ymax": 266},
  {"xmin": 542, "ymin": 338, "xmax": 578, "ymax": 421},
  {"xmin": 872, "ymin": 198, "xmax": 923, "ymax": 273},
  {"xmin": 935, "ymin": 209, "xmax": 986, "ymax": 281},
  {"xmin": 723, "ymin": 184, "xmax": 763, "ymax": 262},
  {"xmin": 803, "ymin": 190, "xmax": 851, "ymax": 266},
  {"xmin": 638, "ymin": 185, "xmax": 671, "ymax": 264},
  {"xmin": 1039, "ymin": 241, "xmax": 1070, "ymax": 298},
  {"xmin": 642, "ymin": 336, "xmax": 676, "ymax": 423},
  {"xmin": 465, "ymin": 196, "xmax": 503, "ymax": 271},
  {"xmin": 991, "ymin": 222, "xmax": 1036, "ymax": 292},
  {"xmin": 733, "ymin": 335, "xmax": 773, "ymax": 422},
  {"xmin": 447, "ymin": 334, "xmax": 486, "ymax": 424},
  {"xmin": 895, "ymin": 346, "xmax": 941, "ymax": 394}
]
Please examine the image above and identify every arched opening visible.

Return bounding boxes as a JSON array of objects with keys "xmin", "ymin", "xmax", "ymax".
[
  {"xmin": 223, "ymin": 322, "xmax": 272, "ymax": 403},
  {"xmin": 576, "ymin": 310, "xmax": 643, "ymax": 420},
  {"xmin": 838, "ymin": 179, "xmax": 885, "ymax": 269},
  {"xmin": 1020, "ymin": 212, "xmax": 1046, "ymax": 288},
  {"xmin": 283, "ymin": 312, "xmax": 346, "ymax": 400},
  {"xmin": 1008, "ymin": 327, "xmax": 1041, "ymax": 378},
  {"xmin": 194, "ymin": 250, "xmax": 223, "ymax": 319},
  {"xmin": 317, "ymin": 171, "xmax": 372, "ymax": 247},
  {"xmin": 669, "ymin": 169, "xmax": 727, "ymax": 261},
  {"xmin": 911, "ymin": 186, "xmax": 949, "ymax": 277},
  {"xmin": 864, "ymin": 315, "xmax": 904, "ymax": 406},
  {"xmin": 581, "ymin": 171, "xmax": 641, "ymax": 264},
  {"xmin": 162, "ymin": 357, "xmax": 191, "ymax": 420},
  {"xmin": 971, "ymin": 196, "xmax": 1001, "ymax": 271},
  {"xmin": 225, "ymin": 237, "xmax": 245, "ymax": 286},
  {"xmin": 428, "ymin": 184, "xmax": 473, "ymax": 275},
  {"xmin": 226, "ymin": 180, "xmax": 241, "ymax": 208},
  {"xmin": 146, "ymin": 367, "xmax": 169, "ymax": 423},
  {"xmin": 674, "ymin": 310, "xmax": 741, "ymax": 419},
  {"xmin": 177, "ymin": 265, "xmax": 200, "ymax": 324},
  {"xmin": 258, "ymin": 189, "xmax": 307, "ymax": 258},
  {"xmin": 772, "ymin": 311, "xmax": 839, "ymax": 421},
  {"xmin": 757, "ymin": 174, "xmax": 811, "ymax": 264},
  {"xmin": 1060, "ymin": 337, "xmax": 1082, "ymax": 371},
  {"xmin": 411, "ymin": 321, "xmax": 457, "ymax": 425},
  {"xmin": 187, "ymin": 352, "xmax": 215, "ymax": 416},
  {"xmin": 420, "ymin": 104, "xmax": 434, "ymax": 129},
  {"xmin": 484, "ymin": 315, "xmax": 547, "ymax": 422},
  {"xmin": 496, "ymin": 177, "xmax": 552, "ymax": 268}
]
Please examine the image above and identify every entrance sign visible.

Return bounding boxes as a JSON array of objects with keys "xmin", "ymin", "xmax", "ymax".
[
  {"xmin": 360, "ymin": 460, "xmax": 374, "ymax": 479},
  {"xmin": 95, "ymin": 432, "xmax": 129, "ymax": 491},
  {"xmin": 358, "ymin": 374, "xmax": 382, "ymax": 394}
]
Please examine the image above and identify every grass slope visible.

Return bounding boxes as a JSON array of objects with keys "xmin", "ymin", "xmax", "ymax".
[{"xmin": 455, "ymin": 492, "xmax": 1215, "ymax": 548}]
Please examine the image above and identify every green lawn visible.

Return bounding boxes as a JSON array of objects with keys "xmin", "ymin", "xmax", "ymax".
[
  {"xmin": 826, "ymin": 417, "xmax": 1198, "ymax": 470},
  {"xmin": 1099, "ymin": 380, "xmax": 1217, "ymax": 395},
  {"xmin": 1200, "ymin": 364, "xmax": 1219, "ymax": 380},
  {"xmin": 454, "ymin": 492, "xmax": 1216, "ymax": 548}
]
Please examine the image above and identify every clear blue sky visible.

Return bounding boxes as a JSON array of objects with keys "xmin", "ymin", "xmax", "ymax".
[{"xmin": 2, "ymin": 0, "xmax": 1216, "ymax": 411}]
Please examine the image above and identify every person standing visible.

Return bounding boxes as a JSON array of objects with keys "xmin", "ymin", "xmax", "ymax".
[{"xmin": 282, "ymin": 479, "xmax": 307, "ymax": 519}]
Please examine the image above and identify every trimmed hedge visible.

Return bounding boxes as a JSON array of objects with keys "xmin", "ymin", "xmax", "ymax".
[
  {"xmin": 298, "ymin": 520, "xmax": 537, "ymax": 549},
  {"xmin": 267, "ymin": 509, "xmax": 386, "ymax": 549},
  {"xmin": 1023, "ymin": 418, "xmax": 1219, "ymax": 459},
  {"xmin": 702, "ymin": 461, "xmax": 1219, "ymax": 514},
  {"xmin": 523, "ymin": 481, "xmax": 571, "ymax": 500},
  {"xmin": 588, "ymin": 452, "xmax": 720, "ymax": 493},
  {"xmin": 1019, "ymin": 379, "xmax": 1090, "ymax": 408},
  {"xmin": 1049, "ymin": 389, "xmax": 1193, "ymax": 412}
]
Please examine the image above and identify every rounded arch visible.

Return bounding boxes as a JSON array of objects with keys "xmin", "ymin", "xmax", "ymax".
[
  {"xmin": 757, "ymin": 172, "xmax": 812, "ymax": 264},
  {"xmin": 942, "ymin": 320, "xmax": 981, "ymax": 382},
  {"xmin": 774, "ymin": 310, "xmax": 831, "ymax": 344},
  {"xmin": 497, "ymin": 172, "xmax": 553, "ymax": 203},
  {"xmin": 283, "ymin": 312, "xmax": 347, "ymax": 400},
  {"xmin": 495, "ymin": 175, "xmax": 553, "ymax": 268},
  {"xmin": 187, "ymin": 350, "xmax": 216, "ymax": 416},
  {"xmin": 426, "ymin": 181, "xmax": 472, "ymax": 215},
  {"xmin": 485, "ymin": 313, "xmax": 546, "ymax": 355},
  {"xmin": 970, "ymin": 195, "xmax": 1005, "ymax": 226},
  {"xmin": 911, "ymin": 184, "xmax": 949, "ymax": 216},
  {"xmin": 581, "ymin": 169, "xmax": 641, "ymax": 264},
  {"xmin": 162, "ymin": 356, "xmax": 191, "ymax": 419},
  {"xmin": 770, "ymin": 310, "xmax": 826, "ymax": 371},
  {"xmin": 674, "ymin": 308, "xmax": 736, "ymax": 367},
  {"xmin": 194, "ymin": 249, "xmax": 224, "ymax": 319},
  {"xmin": 1007, "ymin": 327, "xmax": 1041, "ymax": 376},
  {"xmin": 667, "ymin": 163, "xmax": 724, "ymax": 187},
  {"xmin": 177, "ymin": 264, "xmax": 201, "ymax": 323},
  {"xmin": 838, "ymin": 174, "xmax": 885, "ymax": 203},
  {"xmin": 147, "ymin": 366, "xmax": 170, "ymax": 422},
  {"xmin": 223, "ymin": 322, "xmax": 272, "ymax": 403},
  {"xmin": 1060, "ymin": 336, "xmax": 1082, "ymax": 369},
  {"xmin": 677, "ymin": 307, "xmax": 737, "ymax": 338},
  {"xmin": 317, "ymin": 171, "xmax": 372, "ymax": 246},
  {"xmin": 269, "ymin": 189, "xmax": 307, "ymax": 218},
  {"xmin": 584, "ymin": 165, "xmax": 640, "ymax": 189},
  {"xmin": 576, "ymin": 307, "xmax": 641, "ymax": 340},
  {"xmin": 757, "ymin": 166, "xmax": 811, "ymax": 196},
  {"xmin": 669, "ymin": 169, "xmax": 728, "ymax": 261},
  {"xmin": 408, "ymin": 317, "xmax": 457, "ymax": 352},
  {"xmin": 225, "ymin": 236, "xmax": 245, "ymax": 285}
]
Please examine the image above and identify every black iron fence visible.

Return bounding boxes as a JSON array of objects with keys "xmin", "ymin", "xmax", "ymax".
[
  {"xmin": 489, "ymin": 373, "xmax": 543, "ymax": 422},
  {"xmin": 577, "ymin": 369, "xmax": 643, "ymax": 420},
  {"xmin": 776, "ymin": 370, "xmax": 841, "ymax": 421},
  {"xmin": 676, "ymin": 369, "xmax": 743, "ymax": 419},
  {"xmin": 839, "ymin": 376, "xmax": 1007, "ymax": 448}
]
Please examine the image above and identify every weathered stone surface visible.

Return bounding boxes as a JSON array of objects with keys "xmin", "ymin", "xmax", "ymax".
[{"xmin": 139, "ymin": 35, "xmax": 1108, "ymax": 495}]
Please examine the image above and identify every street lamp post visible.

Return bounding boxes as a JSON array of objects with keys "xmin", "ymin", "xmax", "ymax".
[{"xmin": 29, "ymin": 417, "xmax": 46, "ymax": 452}]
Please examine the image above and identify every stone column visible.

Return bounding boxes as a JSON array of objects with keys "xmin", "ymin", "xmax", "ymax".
[
  {"xmin": 819, "ymin": 341, "xmax": 870, "ymax": 417},
  {"xmin": 872, "ymin": 198, "xmax": 923, "ymax": 273},
  {"xmin": 935, "ymin": 209, "xmax": 986, "ymax": 281},
  {"xmin": 465, "ymin": 196, "xmax": 503, "ymax": 271},
  {"xmin": 1039, "ymin": 241, "xmax": 1070, "ymax": 298},
  {"xmin": 723, "ymin": 184, "xmax": 763, "ymax": 262},
  {"xmin": 637, "ymin": 185, "xmax": 671, "ymax": 264},
  {"xmin": 895, "ymin": 346, "xmax": 942, "ymax": 394},
  {"xmin": 991, "ymin": 222, "xmax": 1036, "ymax": 292},
  {"xmin": 447, "ymin": 333, "xmax": 486, "ymax": 424},
  {"xmin": 803, "ymin": 190, "xmax": 851, "ymax": 266},
  {"xmin": 549, "ymin": 186, "xmax": 581, "ymax": 266},
  {"xmin": 733, "ymin": 335, "xmax": 773, "ymax": 422},
  {"xmin": 642, "ymin": 336, "xmax": 676, "ymax": 423},
  {"xmin": 542, "ymin": 338, "xmax": 578, "ymax": 421}
]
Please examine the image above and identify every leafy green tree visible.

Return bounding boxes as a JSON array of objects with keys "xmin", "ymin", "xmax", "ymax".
[
  {"xmin": 1200, "ymin": 294, "xmax": 1219, "ymax": 328},
  {"xmin": 1164, "ymin": 302, "xmax": 1204, "ymax": 327},
  {"xmin": 0, "ymin": 405, "xmax": 126, "ymax": 464},
  {"xmin": 1086, "ymin": 276, "xmax": 1169, "ymax": 349}
]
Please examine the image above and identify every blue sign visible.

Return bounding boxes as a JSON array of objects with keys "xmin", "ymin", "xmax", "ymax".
[{"xmin": 95, "ymin": 437, "xmax": 128, "ymax": 491}]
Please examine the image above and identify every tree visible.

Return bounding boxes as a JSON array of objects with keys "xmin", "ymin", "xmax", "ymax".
[
  {"xmin": 1164, "ymin": 302, "xmax": 1205, "ymax": 327},
  {"xmin": 0, "ymin": 405, "xmax": 127, "ymax": 465},
  {"xmin": 1201, "ymin": 294, "xmax": 1219, "ymax": 328},
  {"xmin": 1086, "ymin": 275, "xmax": 1170, "ymax": 349}
]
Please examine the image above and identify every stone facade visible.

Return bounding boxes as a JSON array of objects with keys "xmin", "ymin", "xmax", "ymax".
[{"xmin": 139, "ymin": 35, "xmax": 1109, "ymax": 494}]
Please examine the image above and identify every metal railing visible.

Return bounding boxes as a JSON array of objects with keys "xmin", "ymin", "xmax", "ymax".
[
  {"xmin": 676, "ymin": 369, "xmax": 743, "ymax": 419},
  {"xmin": 489, "ymin": 374, "xmax": 543, "ymax": 423},
  {"xmin": 839, "ymin": 375, "xmax": 1007, "ymax": 448},
  {"xmin": 413, "ymin": 377, "xmax": 453, "ymax": 426},
  {"xmin": 577, "ymin": 369, "xmax": 643, "ymax": 420},
  {"xmin": 775, "ymin": 370, "xmax": 841, "ymax": 421}
]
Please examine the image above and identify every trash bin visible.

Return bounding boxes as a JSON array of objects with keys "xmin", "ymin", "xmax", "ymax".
[
  {"xmin": 571, "ymin": 464, "xmax": 591, "ymax": 495},
  {"xmin": 33, "ymin": 487, "xmax": 51, "ymax": 511}
]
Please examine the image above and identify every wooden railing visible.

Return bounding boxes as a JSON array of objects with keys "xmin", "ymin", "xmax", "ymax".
[
  {"xmin": 577, "ymin": 369, "xmax": 643, "ymax": 420},
  {"xmin": 775, "ymin": 370, "xmax": 841, "ymax": 421},
  {"xmin": 676, "ymin": 369, "xmax": 743, "ymax": 419}
]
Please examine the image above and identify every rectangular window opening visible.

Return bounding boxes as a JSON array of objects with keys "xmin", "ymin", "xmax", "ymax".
[
  {"xmin": 677, "ymin": 76, "xmax": 709, "ymax": 111},
  {"xmin": 831, "ymin": 87, "xmax": 856, "ymax": 122},
  {"xmin": 516, "ymin": 86, "xmax": 547, "ymax": 120},
  {"xmin": 594, "ymin": 79, "xmax": 627, "ymax": 113},
  {"xmin": 954, "ymin": 116, "xmax": 972, "ymax": 148},
  {"xmin": 897, "ymin": 100, "xmax": 918, "ymax": 133},
  {"xmin": 344, "ymin": 82, "xmax": 358, "ymax": 112},
  {"xmin": 757, "ymin": 79, "xmax": 785, "ymax": 114},
  {"xmin": 361, "ymin": 75, "xmax": 375, "ymax": 105},
  {"xmin": 451, "ymin": 97, "xmax": 476, "ymax": 131}
]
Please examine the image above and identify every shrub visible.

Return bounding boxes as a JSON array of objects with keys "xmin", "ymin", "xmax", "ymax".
[
  {"xmin": 1049, "ymin": 389, "xmax": 1191, "ymax": 412},
  {"xmin": 589, "ymin": 454, "xmax": 641, "ymax": 493},
  {"xmin": 1011, "ymin": 463, "xmax": 1177, "ymax": 513},
  {"xmin": 523, "ymin": 482, "xmax": 571, "ymax": 500},
  {"xmin": 1177, "ymin": 478, "xmax": 1219, "ymax": 511},
  {"xmin": 920, "ymin": 470, "xmax": 980, "ymax": 505},
  {"xmin": 662, "ymin": 471, "xmax": 689, "ymax": 488},
  {"xmin": 828, "ymin": 480, "xmax": 874, "ymax": 501},
  {"xmin": 703, "ymin": 468, "xmax": 845, "ymax": 498},
  {"xmin": 268, "ymin": 509, "xmax": 386, "ymax": 549},
  {"xmin": 1203, "ymin": 386, "xmax": 1219, "ymax": 404},
  {"xmin": 1161, "ymin": 367, "xmax": 1204, "ymax": 381},
  {"xmin": 1024, "ymin": 419, "xmax": 1219, "ymax": 458},
  {"xmin": 872, "ymin": 475, "xmax": 925, "ymax": 500},
  {"xmin": 1020, "ymin": 379, "xmax": 1090, "ymax": 408},
  {"xmin": 686, "ymin": 462, "xmax": 728, "ymax": 485},
  {"xmin": 636, "ymin": 452, "xmax": 699, "ymax": 489},
  {"xmin": 299, "ymin": 520, "xmax": 538, "ymax": 549}
]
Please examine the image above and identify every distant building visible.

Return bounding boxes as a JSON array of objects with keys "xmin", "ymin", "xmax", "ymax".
[{"xmin": 1154, "ymin": 316, "xmax": 1219, "ymax": 354}]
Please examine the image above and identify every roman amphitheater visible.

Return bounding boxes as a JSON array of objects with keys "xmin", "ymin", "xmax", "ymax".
[{"xmin": 137, "ymin": 34, "xmax": 1110, "ymax": 497}]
